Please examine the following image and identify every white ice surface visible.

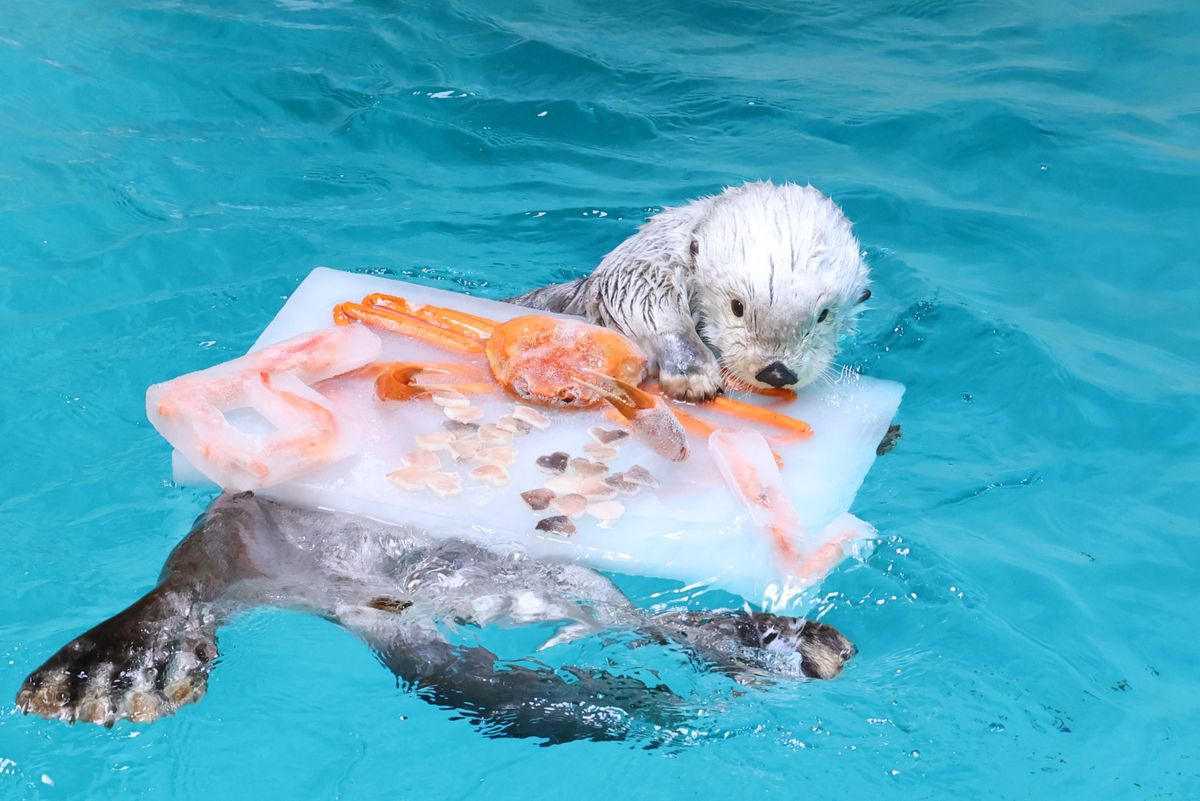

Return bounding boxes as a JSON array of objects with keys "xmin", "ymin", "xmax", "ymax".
[{"xmin": 169, "ymin": 267, "xmax": 904, "ymax": 609}]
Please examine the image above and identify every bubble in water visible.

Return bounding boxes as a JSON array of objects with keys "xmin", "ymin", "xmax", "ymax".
[{"xmin": 989, "ymin": 722, "xmax": 1006, "ymax": 733}]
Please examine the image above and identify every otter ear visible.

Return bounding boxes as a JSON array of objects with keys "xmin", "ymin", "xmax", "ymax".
[{"xmin": 857, "ymin": 288, "xmax": 871, "ymax": 304}]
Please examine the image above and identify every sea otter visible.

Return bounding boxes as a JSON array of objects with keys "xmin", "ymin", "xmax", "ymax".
[
  {"xmin": 508, "ymin": 181, "xmax": 871, "ymax": 401},
  {"xmin": 17, "ymin": 493, "xmax": 856, "ymax": 743}
]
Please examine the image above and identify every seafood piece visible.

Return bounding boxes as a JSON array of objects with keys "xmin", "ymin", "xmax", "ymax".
[
  {"xmin": 569, "ymin": 457, "xmax": 608, "ymax": 477},
  {"xmin": 425, "ymin": 472, "xmax": 463, "ymax": 499},
  {"xmin": 602, "ymin": 473, "xmax": 642, "ymax": 497},
  {"xmin": 588, "ymin": 427, "xmax": 629, "ymax": 446},
  {"xmin": 511, "ymin": 405, "xmax": 552, "ymax": 431},
  {"xmin": 622, "ymin": 465, "xmax": 660, "ymax": 489},
  {"xmin": 495, "ymin": 415, "xmax": 532, "ymax": 435},
  {"xmin": 469, "ymin": 464, "xmax": 509, "ymax": 486},
  {"xmin": 444, "ymin": 406, "xmax": 484, "ymax": 423},
  {"xmin": 477, "ymin": 424, "xmax": 513, "ymax": 447},
  {"xmin": 415, "ymin": 431, "xmax": 455, "ymax": 452},
  {"xmin": 448, "ymin": 438, "xmax": 481, "ymax": 463},
  {"xmin": 478, "ymin": 447, "xmax": 517, "ymax": 466},
  {"xmin": 586, "ymin": 501, "xmax": 625, "ymax": 523},
  {"xmin": 400, "ymin": 451, "xmax": 441, "ymax": 471},
  {"xmin": 551, "ymin": 494, "xmax": 587, "ymax": 519},
  {"xmin": 709, "ymin": 428, "xmax": 859, "ymax": 583},
  {"xmin": 545, "ymin": 475, "xmax": 582, "ymax": 495},
  {"xmin": 442, "ymin": 420, "xmax": 480, "ymax": 438},
  {"xmin": 578, "ymin": 477, "xmax": 617, "ymax": 502},
  {"xmin": 582, "ymin": 443, "xmax": 620, "ymax": 461},
  {"xmin": 520, "ymin": 488, "xmax": 556, "ymax": 512},
  {"xmin": 430, "ymin": 390, "xmax": 471, "ymax": 409},
  {"xmin": 146, "ymin": 324, "xmax": 382, "ymax": 492},
  {"xmin": 386, "ymin": 466, "xmax": 428, "ymax": 491},
  {"xmin": 535, "ymin": 452, "xmax": 570, "ymax": 475},
  {"xmin": 536, "ymin": 515, "xmax": 576, "ymax": 536}
]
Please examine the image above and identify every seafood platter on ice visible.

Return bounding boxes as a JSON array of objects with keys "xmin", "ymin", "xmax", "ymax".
[{"xmin": 149, "ymin": 268, "xmax": 903, "ymax": 610}]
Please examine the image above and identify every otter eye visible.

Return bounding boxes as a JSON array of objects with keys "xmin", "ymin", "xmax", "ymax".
[
  {"xmin": 731, "ymin": 299, "xmax": 744, "ymax": 318},
  {"xmin": 818, "ymin": 308, "xmax": 830, "ymax": 323}
]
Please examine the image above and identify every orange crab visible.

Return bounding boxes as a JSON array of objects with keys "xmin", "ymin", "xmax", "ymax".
[{"xmin": 332, "ymin": 293, "xmax": 812, "ymax": 462}]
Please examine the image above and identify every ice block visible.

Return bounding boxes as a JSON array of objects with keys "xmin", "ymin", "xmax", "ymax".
[{"xmin": 162, "ymin": 267, "xmax": 904, "ymax": 610}]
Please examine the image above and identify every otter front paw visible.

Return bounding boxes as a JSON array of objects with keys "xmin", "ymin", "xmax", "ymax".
[
  {"xmin": 657, "ymin": 362, "xmax": 723, "ymax": 402},
  {"xmin": 16, "ymin": 600, "xmax": 217, "ymax": 726}
]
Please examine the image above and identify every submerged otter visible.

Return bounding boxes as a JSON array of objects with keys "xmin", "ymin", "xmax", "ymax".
[
  {"xmin": 17, "ymin": 493, "xmax": 856, "ymax": 743},
  {"xmin": 509, "ymin": 181, "xmax": 871, "ymax": 401}
]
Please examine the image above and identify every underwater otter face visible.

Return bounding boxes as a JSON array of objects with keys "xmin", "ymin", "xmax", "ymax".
[
  {"xmin": 733, "ymin": 613, "xmax": 858, "ymax": 680},
  {"xmin": 690, "ymin": 183, "xmax": 869, "ymax": 392}
]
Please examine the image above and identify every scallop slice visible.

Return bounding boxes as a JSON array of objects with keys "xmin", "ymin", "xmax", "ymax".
[
  {"xmin": 448, "ymin": 437, "xmax": 481, "ymax": 463},
  {"xmin": 586, "ymin": 500, "xmax": 625, "ymax": 522},
  {"xmin": 602, "ymin": 472, "xmax": 642, "ymax": 497},
  {"xmin": 444, "ymin": 405, "xmax": 484, "ymax": 423},
  {"xmin": 521, "ymin": 488, "xmax": 556, "ymax": 512},
  {"xmin": 415, "ymin": 431, "xmax": 455, "ymax": 452},
  {"xmin": 430, "ymin": 390, "xmax": 471, "ymax": 409},
  {"xmin": 536, "ymin": 515, "xmax": 576, "ymax": 536},
  {"xmin": 443, "ymin": 420, "xmax": 480, "ymax": 438},
  {"xmin": 477, "ymin": 424, "xmax": 513, "ymax": 447},
  {"xmin": 402, "ymin": 450, "xmax": 442, "ymax": 471},
  {"xmin": 545, "ymin": 474, "xmax": 582, "ymax": 495},
  {"xmin": 578, "ymin": 477, "xmax": 617, "ymax": 502},
  {"xmin": 469, "ymin": 464, "xmax": 509, "ymax": 486},
  {"xmin": 425, "ymin": 471, "xmax": 462, "ymax": 498},
  {"xmin": 495, "ymin": 415, "xmax": 533, "ymax": 435},
  {"xmin": 569, "ymin": 457, "xmax": 608, "ymax": 477},
  {"xmin": 478, "ymin": 446, "xmax": 517, "ymax": 466},
  {"xmin": 387, "ymin": 465, "xmax": 429, "ymax": 491},
  {"xmin": 582, "ymin": 443, "xmax": 620, "ymax": 461},
  {"xmin": 551, "ymin": 493, "xmax": 587, "ymax": 519},
  {"xmin": 536, "ymin": 451, "xmax": 570, "ymax": 475},
  {"xmin": 512, "ymin": 405, "xmax": 551, "ymax": 430},
  {"xmin": 623, "ymin": 464, "xmax": 660, "ymax": 489},
  {"xmin": 588, "ymin": 426, "xmax": 630, "ymax": 446}
]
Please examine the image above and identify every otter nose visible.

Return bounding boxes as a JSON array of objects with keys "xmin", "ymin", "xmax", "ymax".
[{"xmin": 755, "ymin": 361, "xmax": 798, "ymax": 388}]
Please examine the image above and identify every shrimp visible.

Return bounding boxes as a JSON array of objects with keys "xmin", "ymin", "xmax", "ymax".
[{"xmin": 146, "ymin": 324, "xmax": 381, "ymax": 491}]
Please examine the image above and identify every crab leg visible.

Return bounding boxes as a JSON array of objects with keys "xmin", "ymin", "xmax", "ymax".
[
  {"xmin": 334, "ymin": 301, "xmax": 485, "ymax": 354},
  {"xmin": 372, "ymin": 361, "xmax": 496, "ymax": 402},
  {"xmin": 363, "ymin": 293, "xmax": 498, "ymax": 339},
  {"xmin": 574, "ymin": 371, "xmax": 689, "ymax": 462}
]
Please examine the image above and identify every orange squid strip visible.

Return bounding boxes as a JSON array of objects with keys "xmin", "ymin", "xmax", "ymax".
[
  {"xmin": 363, "ymin": 293, "xmax": 498, "ymax": 339},
  {"xmin": 706, "ymin": 396, "xmax": 813, "ymax": 439},
  {"xmin": 752, "ymin": 387, "xmax": 798, "ymax": 401},
  {"xmin": 333, "ymin": 302, "xmax": 484, "ymax": 354}
]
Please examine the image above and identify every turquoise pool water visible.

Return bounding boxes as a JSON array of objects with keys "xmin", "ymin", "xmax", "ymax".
[{"xmin": 2, "ymin": 0, "xmax": 1198, "ymax": 797}]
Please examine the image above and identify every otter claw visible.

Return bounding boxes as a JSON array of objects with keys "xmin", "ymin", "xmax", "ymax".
[{"xmin": 656, "ymin": 367, "xmax": 723, "ymax": 403}]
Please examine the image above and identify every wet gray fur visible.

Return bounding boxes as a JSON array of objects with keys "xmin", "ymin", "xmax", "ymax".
[{"xmin": 17, "ymin": 493, "xmax": 855, "ymax": 744}]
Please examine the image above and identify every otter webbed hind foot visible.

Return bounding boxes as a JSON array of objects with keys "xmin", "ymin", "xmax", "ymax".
[{"xmin": 16, "ymin": 588, "xmax": 218, "ymax": 726}]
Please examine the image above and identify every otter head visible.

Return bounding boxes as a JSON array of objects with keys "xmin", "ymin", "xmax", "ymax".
[
  {"xmin": 734, "ymin": 612, "xmax": 857, "ymax": 679},
  {"xmin": 689, "ymin": 181, "xmax": 870, "ymax": 391}
]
